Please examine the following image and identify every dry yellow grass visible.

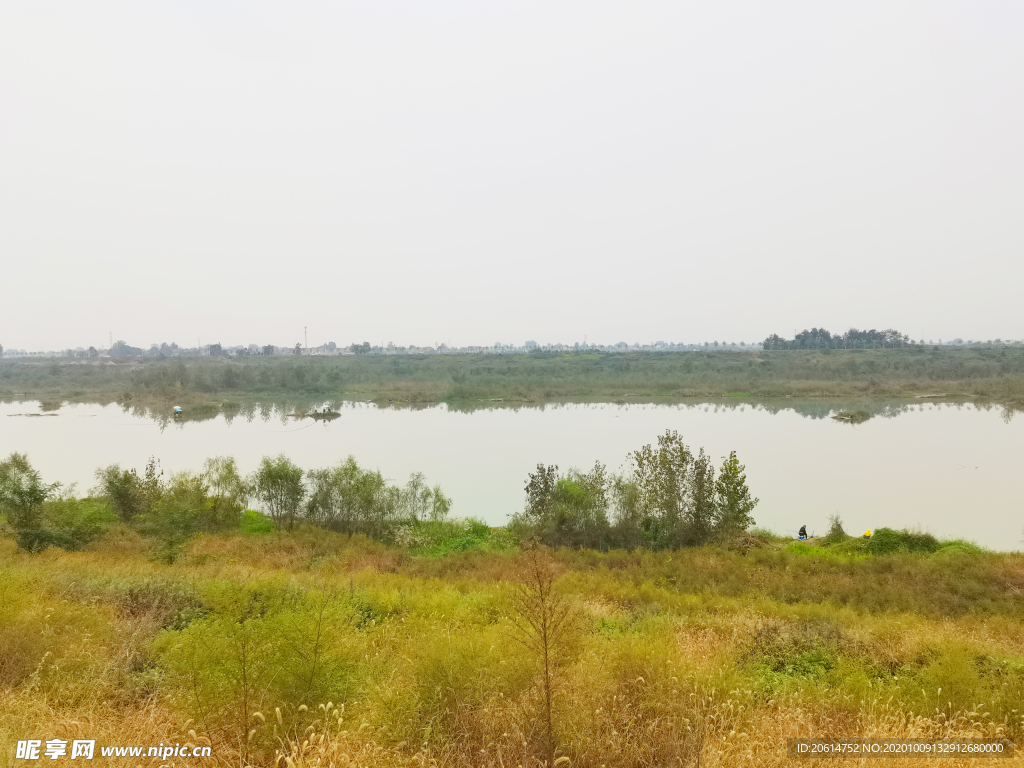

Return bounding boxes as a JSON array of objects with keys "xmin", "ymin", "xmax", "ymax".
[{"xmin": 1, "ymin": 530, "xmax": 1022, "ymax": 768}]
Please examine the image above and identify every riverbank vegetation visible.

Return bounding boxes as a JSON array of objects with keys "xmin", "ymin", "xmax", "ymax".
[
  {"xmin": 4, "ymin": 428, "xmax": 760, "ymax": 558},
  {"xmin": 2, "ymin": 447, "xmax": 1022, "ymax": 766},
  {"xmin": 4, "ymin": 348, "xmax": 1024, "ymax": 408}
]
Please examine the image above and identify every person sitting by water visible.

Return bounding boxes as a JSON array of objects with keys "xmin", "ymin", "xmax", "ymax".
[{"xmin": 798, "ymin": 525, "xmax": 807, "ymax": 540}]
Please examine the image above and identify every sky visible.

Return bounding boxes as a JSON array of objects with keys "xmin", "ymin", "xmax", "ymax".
[{"xmin": 1, "ymin": 1, "xmax": 1022, "ymax": 351}]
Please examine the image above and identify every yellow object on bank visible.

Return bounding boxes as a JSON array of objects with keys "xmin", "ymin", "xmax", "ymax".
[{"xmin": 863, "ymin": 529, "xmax": 872, "ymax": 537}]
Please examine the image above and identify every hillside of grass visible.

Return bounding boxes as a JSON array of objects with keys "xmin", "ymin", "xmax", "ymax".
[
  {"xmin": 1, "ymin": 521, "xmax": 1021, "ymax": 767},
  {"xmin": 4, "ymin": 348, "xmax": 1024, "ymax": 407}
]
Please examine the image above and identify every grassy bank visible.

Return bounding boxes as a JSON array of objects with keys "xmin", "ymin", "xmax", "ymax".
[
  {"xmin": 3, "ymin": 348, "xmax": 1024, "ymax": 408},
  {"xmin": 1, "ymin": 524, "xmax": 1021, "ymax": 767}
]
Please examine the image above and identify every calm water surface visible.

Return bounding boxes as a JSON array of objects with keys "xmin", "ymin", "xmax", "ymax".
[{"xmin": 2, "ymin": 399, "xmax": 1022, "ymax": 550}]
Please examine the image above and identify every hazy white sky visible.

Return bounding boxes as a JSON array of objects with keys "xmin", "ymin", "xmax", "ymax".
[{"xmin": 2, "ymin": 1, "xmax": 1022, "ymax": 350}]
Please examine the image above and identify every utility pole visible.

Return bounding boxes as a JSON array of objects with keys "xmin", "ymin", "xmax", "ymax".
[{"xmin": 304, "ymin": 326, "xmax": 307, "ymax": 353}]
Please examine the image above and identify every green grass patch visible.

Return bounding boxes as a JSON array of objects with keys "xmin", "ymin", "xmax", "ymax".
[
  {"xmin": 399, "ymin": 518, "xmax": 518, "ymax": 557},
  {"xmin": 937, "ymin": 539, "xmax": 987, "ymax": 555},
  {"xmin": 239, "ymin": 509, "xmax": 275, "ymax": 534},
  {"xmin": 867, "ymin": 527, "xmax": 940, "ymax": 554}
]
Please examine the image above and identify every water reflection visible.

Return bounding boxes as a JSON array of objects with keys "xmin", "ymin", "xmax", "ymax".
[
  {"xmin": 5, "ymin": 394, "xmax": 1021, "ymax": 429},
  {"xmin": 33, "ymin": 395, "xmax": 1024, "ymax": 424}
]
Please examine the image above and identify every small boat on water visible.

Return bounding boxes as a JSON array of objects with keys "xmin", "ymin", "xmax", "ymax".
[
  {"xmin": 308, "ymin": 407, "xmax": 340, "ymax": 422},
  {"xmin": 289, "ymin": 406, "xmax": 341, "ymax": 422}
]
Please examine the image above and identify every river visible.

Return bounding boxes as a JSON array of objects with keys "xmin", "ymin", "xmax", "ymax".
[{"xmin": 2, "ymin": 398, "xmax": 1021, "ymax": 550}]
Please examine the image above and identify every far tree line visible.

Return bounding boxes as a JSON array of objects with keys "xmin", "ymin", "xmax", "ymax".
[{"xmin": 762, "ymin": 327, "xmax": 913, "ymax": 350}]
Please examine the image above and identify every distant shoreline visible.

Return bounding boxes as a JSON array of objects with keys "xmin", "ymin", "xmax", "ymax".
[{"xmin": 2, "ymin": 348, "xmax": 1023, "ymax": 411}]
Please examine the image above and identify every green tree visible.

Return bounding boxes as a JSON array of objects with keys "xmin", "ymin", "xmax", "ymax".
[
  {"xmin": 304, "ymin": 456, "xmax": 424, "ymax": 540},
  {"xmin": 713, "ymin": 451, "xmax": 758, "ymax": 533},
  {"xmin": 110, "ymin": 339, "xmax": 144, "ymax": 356},
  {"xmin": 401, "ymin": 472, "xmax": 452, "ymax": 522},
  {"xmin": 251, "ymin": 455, "xmax": 305, "ymax": 530},
  {"xmin": 306, "ymin": 457, "xmax": 368, "ymax": 534},
  {"xmin": 154, "ymin": 584, "xmax": 284, "ymax": 763},
  {"xmin": 274, "ymin": 587, "xmax": 360, "ymax": 705},
  {"xmin": 610, "ymin": 474, "xmax": 643, "ymax": 549},
  {"xmin": 0, "ymin": 453, "xmax": 58, "ymax": 529},
  {"xmin": 685, "ymin": 448, "xmax": 717, "ymax": 545},
  {"xmin": 508, "ymin": 545, "xmax": 583, "ymax": 765},
  {"xmin": 155, "ymin": 582, "xmax": 361, "ymax": 763},
  {"xmin": 514, "ymin": 463, "xmax": 611, "ymax": 548},
  {"xmin": 21, "ymin": 492, "xmax": 111, "ymax": 552},
  {"xmin": 306, "ymin": 460, "xmax": 349, "ymax": 530},
  {"xmin": 630, "ymin": 430, "xmax": 692, "ymax": 548},
  {"xmin": 137, "ymin": 471, "xmax": 209, "ymax": 562},
  {"xmin": 522, "ymin": 464, "xmax": 558, "ymax": 525},
  {"xmin": 822, "ymin": 514, "xmax": 847, "ymax": 545},
  {"xmin": 94, "ymin": 457, "xmax": 163, "ymax": 522},
  {"xmin": 2, "ymin": 454, "xmax": 109, "ymax": 552},
  {"xmin": 202, "ymin": 456, "xmax": 248, "ymax": 529}
]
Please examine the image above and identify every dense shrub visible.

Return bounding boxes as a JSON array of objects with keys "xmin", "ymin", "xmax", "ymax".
[
  {"xmin": 0, "ymin": 452, "xmax": 57, "ymax": 529},
  {"xmin": 153, "ymin": 581, "xmax": 365, "ymax": 763},
  {"xmin": 937, "ymin": 539, "xmax": 986, "ymax": 554},
  {"xmin": 94, "ymin": 457, "xmax": 163, "ymax": 522},
  {"xmin": 512, "ymin": 462, "xmax": 612, "ymax": 549},
  {"xmin": 251, "ymin": 455, "xmax": 305, "ymax": 530},
  {"xmin": 202, "ymin": 456, "xmax": 248, "ymax": 529},
  {"xmin": 821, "ymin": 514, "xmax": 848, "ymax": 545},
  {"xmin": 1, "ymin": 454, "xmax": 112, "ymax": 552},
  {"xmin": 14, "ymin": 496, "xmax": 113, "ymax": 552},
  {"xmin": 91, "ymin": 457, "xmax": 256, "ymax": 561},
  {"xmin": 868, "ymin": 527, "xmax": 940, "ymax": 555},
  {"xmin": 77, "ymin": 452, "xmax": 460, "ymax": 551},
  {"xmin": 303, "ymin": 456, "xmax": 452, "ymax": 540}
]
